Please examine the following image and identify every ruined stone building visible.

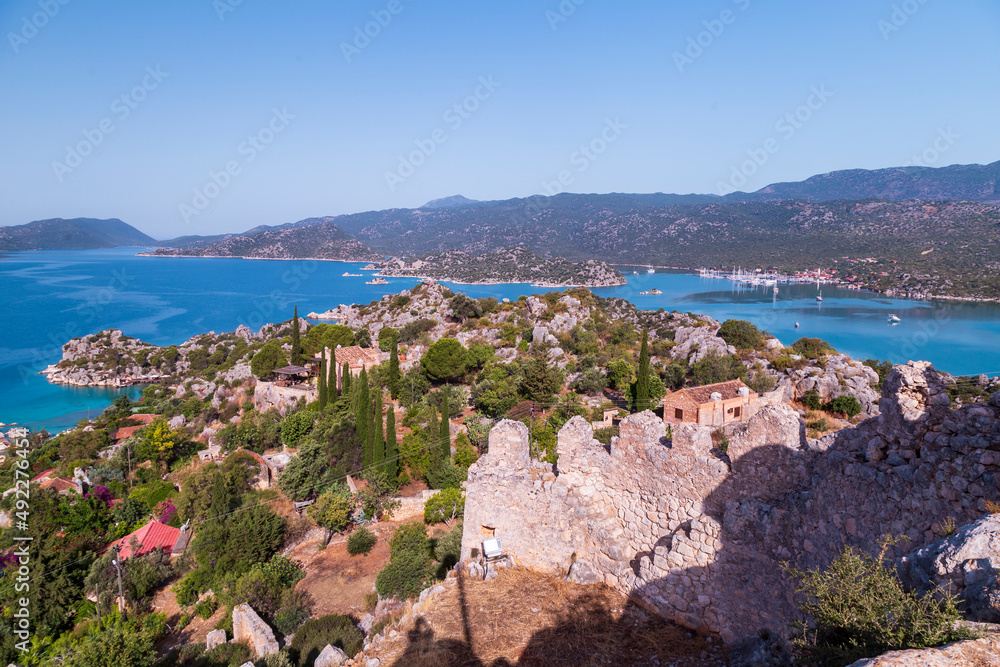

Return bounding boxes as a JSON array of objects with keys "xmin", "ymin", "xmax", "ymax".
[
  {"xmin": 662, "ymin": 378, "xmax": 758, "ymax": 427},
  {"xmin": 462, "ymin": 362, "xmax": 1000, "ymax": 644}
]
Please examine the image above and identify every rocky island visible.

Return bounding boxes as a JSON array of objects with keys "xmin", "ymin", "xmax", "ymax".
[{"xmin": 363, "ymin": 246, "xmax": 627, "ymax": 287}]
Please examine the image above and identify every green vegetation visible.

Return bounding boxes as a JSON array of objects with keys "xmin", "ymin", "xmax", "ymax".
[
  {"xmin": 375, "ymin": 522, "xmax": 435, "ymax": 600},
  {"xmin": 347, "ymin": 526, "xmax": 377, "ymax": 556},
  {"xmin": 717, "ymin": 319, "xmax": 765, "ymax": 350},
  {"xmin": 251, "ymin": 340, "xmax": 287, "ymax": 378},
  {"xmin": 424, "ymin": 488, "xmax": 465, "ymax": 524},
  {"xmin": 289, "ymin": 614, "xmax": 364, "ymax": 666}
]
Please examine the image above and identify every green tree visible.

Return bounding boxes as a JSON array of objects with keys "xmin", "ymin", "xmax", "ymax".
[
  {"xmin": 439, "ymin": 389, "xmax": 451, "ymax": 464},
  {"xmin": 251, "ymin": 340, "xmax": 287, "ymax": 379},
  {"xmin": 355, "ymin": 328, "xmax": 372, "ymax": 348},
  {"xmin": 356, "ymin": 368, "xmax": 371, "ymax": 468},
  {"xmin": 66, "ymin": 624, "xmax": 157, "ymax": 667},
  {"xmin": 690, "ymin": 353, "xmax": 748, "ymax": 386},
  {"xmin": 421, "ymin": 338, "xmax": 468, "ymax": 383},
  {"xmin": 290, "ymin": 305, "xmax": 303, "ymax": 365},
  {"xmin": 520, "ymin": 355, "xmax": 561, "ymax": 404},
  {"xmin": 718, "ymin": 319, "xmax": 764, "ymax": 350},
  {"xmin": 308, "ymin": 487, "xmax": 355, "ymax": 542},
  {"xmin": 341, "ymin": 362, "xmax": 351, "ymax": 395},
  {"xmin": 424, "ymin": 488, "xmax": 464, "ymax": 524},
  {"xmin": 607, "ymin": 357, "xmax": 636, "ymax": 392},
  {"xmin": 322, "ymin": 325, "xmax": 355, "ymax": 350},
  {"xmin": 373, "ymin": 391, "xmax": 385, "ymax": 470},
  {"xmin": 634, "ymin": 330, "xmax": 651, "ymax": 412},
  {"xmin": 318, "ymin": 357, "xmax": 328, "ymax": 409},
  {"xmin": 378, "ymin": 326, "xmax": 399, "ymax": 352},
  {"xmin": 388, "ymin": 344, "xmax": 401, "ymax": 400},
  {"xmin": 384, "ymin": 404, "xmax": 398, "ymax": 481}
]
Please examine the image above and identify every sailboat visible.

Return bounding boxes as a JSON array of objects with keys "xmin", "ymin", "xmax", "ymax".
[
  {"xmin": 816, "ymin": 291, "xmax": 823, "ymax": 302},
  {"xmin": 887, "ymin": 314, "xmax": 901, "ymax": 324},
  {"xmin": 815, "ymin": 273, "xmax": 823, "ymax": 301}
]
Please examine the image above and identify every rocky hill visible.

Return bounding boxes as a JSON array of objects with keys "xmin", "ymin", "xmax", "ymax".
[
  {"xmin": 145, "ymin": 221, "xmax": 378, "ymax": 261},
  {"xmin": 0, "ymin": 217, "xmax": 156, "ymax": 250},
  {"xmin": 367, "ymin": 247, "xmax": 626, "ymax": 287}
]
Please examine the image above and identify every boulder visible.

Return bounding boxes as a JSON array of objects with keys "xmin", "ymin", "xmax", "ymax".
[
  {"xmin": 845, "ymin": 636, "xmax": 1000, "ymax": 666},
  {"xmin": 896, "ymin": 513, "xmax": 1000, "ymax": 622},
  {"xmin": 232, "ymin": 603, "xmax": 279, "ymax": 657},
  {"xmin": 314, "ymin": 644, "xmax": 349, "ymax": 667},
  {"xmin": 205, "ymin": 629, "xmax": 226, "ymax": 651},
  {"xmin": 670, "ymin": 325, "xmax": 733, "ymax": 363},
  {"xmin": 991, "ymin": 390, "xmax": 1000, "ymax": 408}
]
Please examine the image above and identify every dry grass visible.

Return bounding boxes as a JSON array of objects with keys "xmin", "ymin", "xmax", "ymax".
[{"xmin": 364, "ymin": 568, "xmax": 727, "ymax": 666}]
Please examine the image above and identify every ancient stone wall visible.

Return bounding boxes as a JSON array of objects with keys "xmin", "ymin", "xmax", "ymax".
[
  {"xmin": 232, "ymin": 603, "xmax": 279, "ymax": 657},
  {"xmin": 461, "ymin": 361, "xmax": 1000, "ymax": 643}
]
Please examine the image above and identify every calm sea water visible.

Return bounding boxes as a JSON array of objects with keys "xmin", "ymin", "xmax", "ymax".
[{"xmin": 1, "ymin": 249, "xmax": 998, "ymax": 433}]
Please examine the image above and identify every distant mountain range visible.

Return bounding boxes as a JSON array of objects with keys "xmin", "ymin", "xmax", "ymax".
[{"xmin": 0, "ymin": 218, "xmax": 156, "ymax": 251}]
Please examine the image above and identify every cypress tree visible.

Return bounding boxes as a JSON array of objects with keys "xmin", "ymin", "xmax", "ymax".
[
  {"xmin": 356, "ymin": 368, "xmax": 371, "ymax": 468},
  {"xmin": 388, "ymin": 344, "xmax": 401, "ymax": 400},
  {"xmin": 385, "ymin": 403, "xmax": 398, "ymax": 481},
  {"xmin": 327, "ymin": 353, "xmax": 336, "ymax": 398},
  {"xmin": 291, "ymin": 305, "xmax": 303, "ymax": 365},
  {"xmin": 635, "ymin": 330, "xmax": 651, "ymax": 412},
  {"xmin": 427, "ymin": 405, "xmax": 439, "ymax": 466},
  {"xmin": 341, "ymin": 362, "xmax": 351, "ymax": 396},
  {"xmin": 439, "ymin": 388, "xmax": 451, "ymax": 464},
  {"xmin": 318, "ymin": 357, "xmax": 327, "ymax": 409},
  {"xmin": 374, "ymin": 390, "xmax": 385, "ymax": 470}
]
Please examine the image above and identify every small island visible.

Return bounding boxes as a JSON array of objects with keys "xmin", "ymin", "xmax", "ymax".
[{"xmin": 364, "ymin": 247, "xmax": 627, "ymax": 287}]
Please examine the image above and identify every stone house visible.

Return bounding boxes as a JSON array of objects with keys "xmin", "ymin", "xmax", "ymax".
[
  {"xmin": 662, "ymin": 379, "xmax": 758, "ymax": 427},
  {"xmin": 109, "ymin": 519, "xmax": 190, "ymax": 559},
  {"xmin": 324, "ymin": 345, "xmax": 382, "ymax": 391}
]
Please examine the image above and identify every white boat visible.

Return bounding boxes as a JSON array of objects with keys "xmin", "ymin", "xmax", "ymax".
[
  {"xmin": 887, "ymin": 314, "xmax": 901, "ymax": 324},
  {"xmin": 647, "ymin": 268, "xmax": 655, "ymax": 274},
  {"xmin": 795, "ymin": 322, "xmax": 800, "ymax": 328},
  {"xmin": 816, "ymin": 291, "xmax": 823, "ymax": 302}
]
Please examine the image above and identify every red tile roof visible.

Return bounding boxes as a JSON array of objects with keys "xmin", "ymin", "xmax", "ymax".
[
  {"xmin": 334, "ymin": 346, "xmax": 381, "ymax": 367},
  {"xmin": 30, "ymin": 469, "xmax": 56, "ymax": 482},
  {"xmin": 109, "ymin": 520, "xmax": 182, "ymax": 559},
  {"xmin": 665, "ymin": 379, "xmax": 754, "ymax": 406}
]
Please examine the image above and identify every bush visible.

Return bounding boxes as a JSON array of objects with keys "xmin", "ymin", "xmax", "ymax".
[
  {"xmin": 800, "ymin": 391, "xmax": 823, "ymax": 411},
  {"xmin": 827, "ymin": 395, "xmax": 863, "ymax": 418},
  {"xmin": 792, "ymin": 337, "xmax": 837, "ymax": 358},
  {"xmin": 201, "ymin": 641, "xmax": 252, "ymax": 667},
  {"xmin": 717, "ymin": 319, "xmax": 764, "ymax": 350},
  {"xmin": 194, "ymin": 595, "xmax": 218, "ymax": 619},
  {"xmin": 346, "ymin": 526, "xmax": 377, "ymax": 556},
  {"xmin": 433, "ymin": 521, "xmax": 463, "ymax": 574},
  {"xmin": 375, "ymin": 522, "xmax": 433, "ymax": 600},
  {"xmin": 787, "ymin": 539, "xmax": 971, "ymax": 666},
  {"xmin": 424, "ymin": 488, "xmax": 465, "ymax": 524},
  {"xmin": 290, "ymin": 614, "xmax": 364, "ymax": 666},
  {"xmin": 690, "ymin": 353, "xmax": 747, "ymax": 386}
]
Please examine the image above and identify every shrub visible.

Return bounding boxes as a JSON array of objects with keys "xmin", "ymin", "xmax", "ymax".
[
  {"xmin": 375, "ymin": 522, "xmax": 433, "ymax": 600},
  {"xmin": 346, "ymin": 527, "xmax": 377, "ymax": 556},
  {"xmin": 201, "ymin": 641, "xmax": 252, "ymax": 667},
  {"xmin": 827, "ymin": 395, "xmax": 863, "ymax": 418},
  {"xmin": 690, "ymin": 353, "xmax": 747, "ymax": 386},
  {"xmin": 800, "ymin": 391, "xmax": 823, "ymax": 411},
  {"xmin": 786, "ymin": 539, "xmax": 971, "ymax": 665},
  {"xmin": 770, "ymin": 356, "xmax": 795, "ymax": 373},
  {"xmin": 424, "ymin": 488, "xmax": 465, "ymax": 524},
  {"xmin": 792, "ymin": 337, "xmax": 837, "ymax": 358},
  {"xmin": 433, "ymin": 521, "xmax": 463, "ymax": 574},
  {"xmin": 290, "ymin": 614, "xmax": 364, "ymax": 666},
  {"xmin": 717, "ymin": 319, "xmax": 764, "ymax": 350},
  {"xmin": 807, "ymin": 418, "xmax": 828, "ymax": 432},
  {"xmin": 194, "ymin": 595, "xmax": 218, "ymax": 619}
]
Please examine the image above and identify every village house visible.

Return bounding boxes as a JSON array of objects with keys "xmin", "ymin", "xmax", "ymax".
[
  {"xmin": 110, "ymin": 413, "xmax": 159, "ymax": 443},
  {"xmin": 109, "ymin": 519, "xmax": 190, "ymax": 560},
  {"xmin": 324, "ymin": 345, "xmax": 382, "ymax": 391},
  {"xmin": 662, "ymin": 379, "xmax": 759, "ymax": 427}
]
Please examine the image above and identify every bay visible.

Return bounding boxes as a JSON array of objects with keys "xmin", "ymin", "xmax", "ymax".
[{"xmin": 1, "ymin": 249, "xmax": 998, "ymax": 434}]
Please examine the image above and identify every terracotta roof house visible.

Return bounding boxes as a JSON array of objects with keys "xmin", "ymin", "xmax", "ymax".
[
  {"xmin": 111, "ymin": 414, "xmax": 159, "ymax": 442},
  {"xmin": 663, "ymin": 379, "xmax": 759, "ymax": 428},
  {"xmin": 109, "ymin": 519, "xmax": 189, "ymax": 560},
  {"xmin": 28, "ymin": 469, "xmax": 83, "ymax": 495},
  {"xmin": 325, "ymin": 346, "xmax": 383, "ymax": 391}
]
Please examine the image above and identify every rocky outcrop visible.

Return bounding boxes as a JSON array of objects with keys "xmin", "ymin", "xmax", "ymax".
[
  {"xmin": 462, "ymin": 362, "xmax": 1000, "ymax": 644},
  {"xmin": 253, "ymin": 381, "xmax": 316, "ymax": 416},
  {"xmin": 205, "ymin": 629, "xmax": 226, "ymax": 651},
  {"xmin": 897, "ymin": 513, "xmax": 1000, "ymax": 622},
  {"xmin": 232, "ymin": 603, "xmax": 279, "ymax": 658},
  {"xmin": 778, "ymin": 354, "xmax": 882, "ymax": 417},
  {"xmin": 670, "ymin": 323, "xmax": 732, "ymax": 363},
  {"xmin": 846, "ymin": 636, "xmax": 1000, "ymax": 666},
  {"xmin": 314, "ymin": 644, "xmax": 349, "ymax": 666}
]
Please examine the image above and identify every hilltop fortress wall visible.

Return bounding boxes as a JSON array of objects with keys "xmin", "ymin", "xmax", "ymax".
[{"xmin": 461, "ymin": 362, "xmax": 1000, "ymax": 643}]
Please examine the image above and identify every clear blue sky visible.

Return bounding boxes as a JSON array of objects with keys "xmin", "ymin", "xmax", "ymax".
[{"xmin": 1, "ymin": 0, "xmax": 998, "ymax": 239}]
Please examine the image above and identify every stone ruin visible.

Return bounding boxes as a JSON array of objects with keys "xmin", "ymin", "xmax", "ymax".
[
  {"xmin": 232, "ymin": 603, "xmax": 279, "ymax": 658},
  {"xmin": 461, "ymin": 361, "xmax": 1000, "ymax": 644}
]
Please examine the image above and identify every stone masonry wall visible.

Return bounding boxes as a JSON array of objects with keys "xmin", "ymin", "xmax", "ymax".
[{"xmin": 461, "ymin": 361, "xmax": 1000, "ymax": 643}]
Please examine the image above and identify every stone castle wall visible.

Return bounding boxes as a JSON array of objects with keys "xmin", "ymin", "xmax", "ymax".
[{"xmin": 461, "ymin": 362, "xmax": 1000, "ymax": 643}]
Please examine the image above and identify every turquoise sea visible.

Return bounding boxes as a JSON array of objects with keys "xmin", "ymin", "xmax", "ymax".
[{"xmin": 1, "ymin": 248, "xmax": 998, "ymax": 434}]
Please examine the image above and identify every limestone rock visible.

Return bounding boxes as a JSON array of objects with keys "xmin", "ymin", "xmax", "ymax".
[
  {"xmin": 168, "ymin": 414, "xmax": 186, "ymax": 429},
  {"xmin": 897, "ymin": 513, "xmax": 1000, "ymax": 622},
  {"xmin": 314, "ymin": 644, "xmax": 349, "ymax": 666},
  {"xmin": 671, "ymin": 325, "xmax": 733, "ymax": 363},
  {"xmin": 481, "ymin": 419, "xmax": 530, "ymax": 471},
  {"xmin": 845, "ymin": 636, "xmax": 1000, "ymax": 666},
  {"xmin": 205, "ymin": 629, "xmax": 226, "ymax": 651},
  {"xmin": 567, "ymin": 560, "xmax": 599, "ymax": 584},
  {"xmin": 991, "ymin": 389, "xmax": 1000, "ymax": 407},
  {"xmin": 232, "ymin": 603, "xmax": 279, "ymax": 658}
]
